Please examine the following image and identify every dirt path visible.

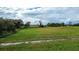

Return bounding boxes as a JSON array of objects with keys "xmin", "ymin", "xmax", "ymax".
[{"xmin": 0, "ymin": 39, "xmax": 65, "ymax": 46}]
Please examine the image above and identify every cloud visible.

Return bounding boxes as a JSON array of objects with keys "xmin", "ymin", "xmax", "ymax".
[
  {"xmin": 24, "ymin": 7, "xmax": 79, "ymax": 24},
  {"xmin": 0, "ymin": 7, "xmax": 79, "ymax": 24}
]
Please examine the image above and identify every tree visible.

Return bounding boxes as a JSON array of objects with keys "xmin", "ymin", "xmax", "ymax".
[
  {"xmin": 73, "ymin": 23, "xmax": 79, "ymax": 26},
  {"xmin": 39, "ymin": 21, "xmax": 44, "ymax": 27},
  {"xmin": 0, "ymin": 18, "xmax": 4, "ymax": 35},
  {"xmin": 0, "ymin": 23, "xmax": 3, "ymax": 35},
  {"xmin": 13, "ymin": 19, "xmax": 24, "ymax": 28},
  {"xmin": 0, "ymin": 17, "xmax": 24, "ymax": 36},
  {"xmin": 47, "ymin": 22, "xmax": 65, "ymax": 27},
  {"xmin": 25, "ymin": 22, "xmax": 31, "ymax": 28}
]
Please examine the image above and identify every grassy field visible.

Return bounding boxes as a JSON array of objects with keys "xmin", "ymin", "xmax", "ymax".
[
  {"xmin": 1, "ymin": 39, "xmax": 79, "ymax": 51},
  {"xmin": 0, "ymin": 26, "xmax": 79, "ymax": 50}
]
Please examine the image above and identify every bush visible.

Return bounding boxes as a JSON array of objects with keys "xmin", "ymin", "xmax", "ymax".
[{"xmin": 0, "ymin": 17, "xmax": 24, "ymax": 35}]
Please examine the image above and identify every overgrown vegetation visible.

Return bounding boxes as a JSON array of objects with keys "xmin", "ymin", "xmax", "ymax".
[{"xmin": 0, "ymin": 17, "xmax": 24, "ymax": 37}]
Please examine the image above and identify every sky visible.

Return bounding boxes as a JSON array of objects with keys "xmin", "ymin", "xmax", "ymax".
[{"xmin": 0, "ymin": 0, "xmax": 79, "ymax": 25}]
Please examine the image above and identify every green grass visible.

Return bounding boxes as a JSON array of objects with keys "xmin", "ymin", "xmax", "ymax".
[
  {"xmin": 0, "ymin": 39, "xmax": 79, "ymax": 51},
  {"xmin": 1, "ymin": 26, "xmax": 79, "ymax": 50},
  {"xmin": 0, "ymin": 26, "xmax": 79, "ymax": 43}
]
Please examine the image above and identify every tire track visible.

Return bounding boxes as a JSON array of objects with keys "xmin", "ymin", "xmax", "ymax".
[{"xmin": 0, "ymin": 39, "xmax": 65, "ymax": 46}]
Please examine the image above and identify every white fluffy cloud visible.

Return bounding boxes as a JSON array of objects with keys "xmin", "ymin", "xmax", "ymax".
[{"xmin": 0, "ymin": 7, "xmax": 79, "ymax": 24}]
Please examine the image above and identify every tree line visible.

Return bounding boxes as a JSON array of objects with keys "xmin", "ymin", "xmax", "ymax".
[
  {"xmin": 0, "ymin": 17, "xmax": 79, "ymax": 37},
  {"xmin": 47, "ymin": 22, "xmax": 79, "ymax": 27},
  {"xmin": 0, "ymin": 17, "xmax": 24, "ymax": 36},
  {"xmin": 47, "ymin": 23, "xmax": 65, "ymax": 27}
]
